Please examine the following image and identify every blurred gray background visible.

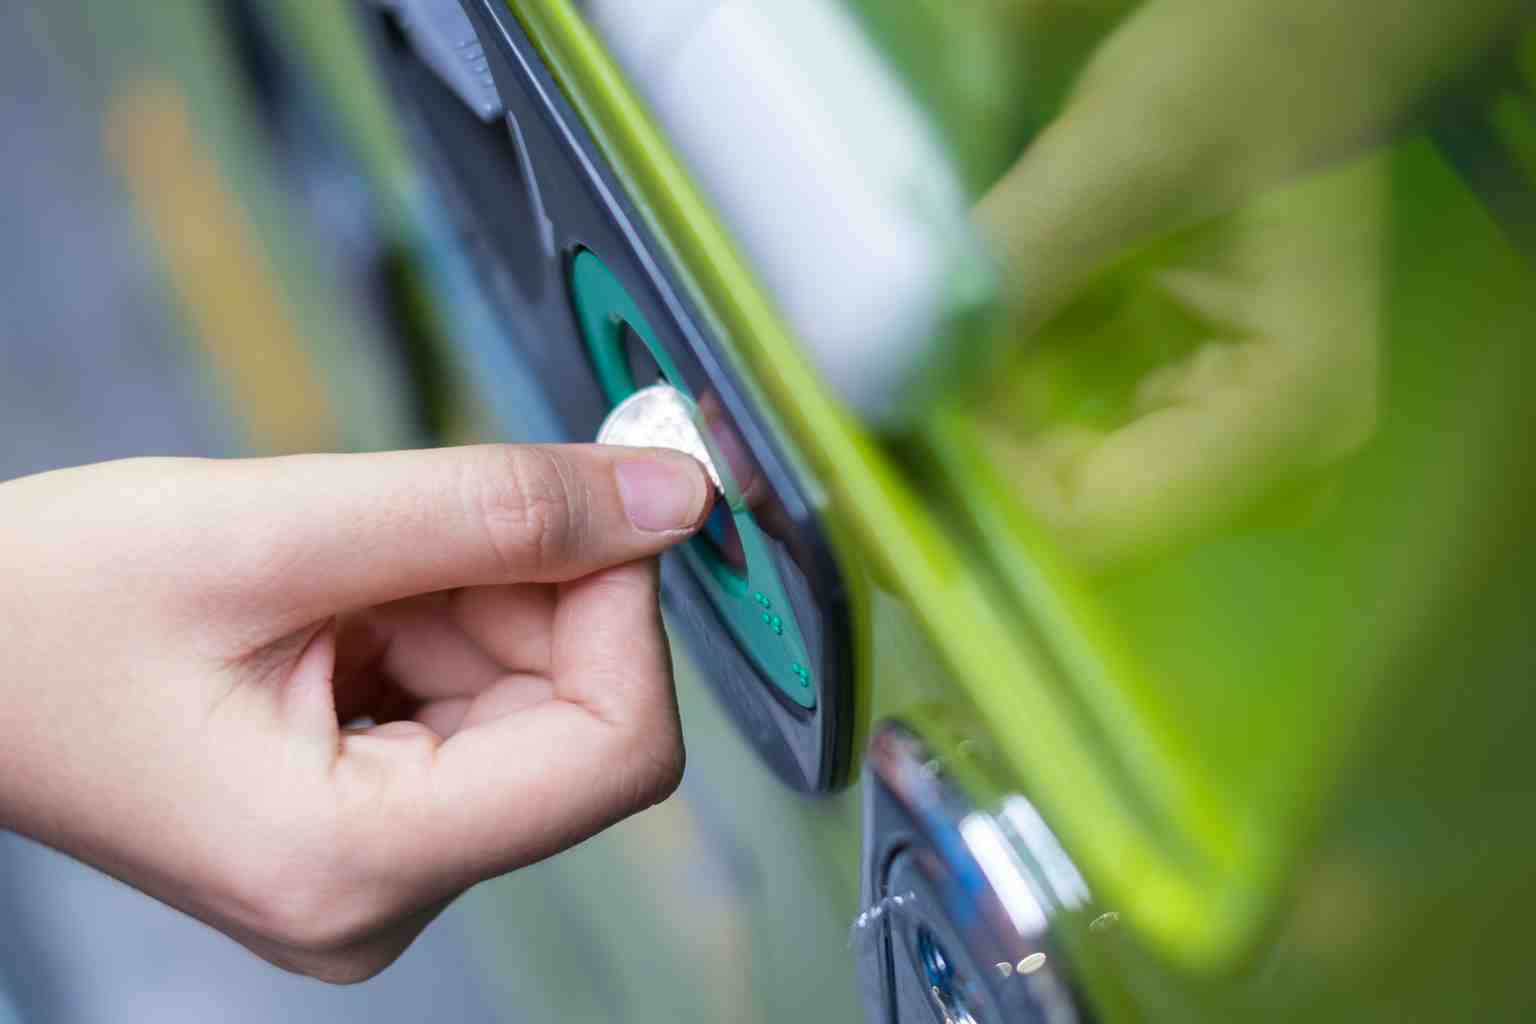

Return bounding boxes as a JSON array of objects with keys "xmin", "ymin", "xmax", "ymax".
[{"xmin": 0, "ymin": 3, "xmax": 505, "ymax": 1020}]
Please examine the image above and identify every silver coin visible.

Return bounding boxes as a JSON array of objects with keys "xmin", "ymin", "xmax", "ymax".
[{"xmin": 597, "ymin": 384, "xmax": 724, "ymax": 493}]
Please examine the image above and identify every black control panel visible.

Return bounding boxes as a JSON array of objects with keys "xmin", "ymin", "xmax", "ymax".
[{"xmin": 362, "ymin": 0, "xmax": 856, "ymax": 792}]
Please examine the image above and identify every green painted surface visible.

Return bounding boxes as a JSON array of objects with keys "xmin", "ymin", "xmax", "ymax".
[{"xmin": 499, "ymin": 0, "xmax": 1536, "ymax": 1018}]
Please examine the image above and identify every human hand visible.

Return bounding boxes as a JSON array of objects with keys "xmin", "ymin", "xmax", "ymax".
[
  {"xmin": 0, "ymin": 444, "xmax": 713, "ymax": 981},
  {"xmin": 982, "ymin": 156, "xmax": 1384, "ymax": 569},
  {"xmin": 980, "ymin": 0, "xmax": 1527, "ymax": 334},
  {"xmin": 973, "ymin": 0, "xmax": 1529, "ymax": 569}
]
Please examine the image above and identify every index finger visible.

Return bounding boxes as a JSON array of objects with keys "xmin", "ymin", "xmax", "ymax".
[{"xmin": 192, "ymin": 444, "xmax": 713, "ymax": 629}]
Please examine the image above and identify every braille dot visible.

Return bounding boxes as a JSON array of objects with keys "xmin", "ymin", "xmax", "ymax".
[{"xmin": 762, "ymin": 613, "xmax": 773, "ymax": 626}]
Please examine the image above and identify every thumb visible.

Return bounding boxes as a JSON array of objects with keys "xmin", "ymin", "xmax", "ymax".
[{"xmin": 175, "ymin": 444, "xmax": 713, "ymax": 629}]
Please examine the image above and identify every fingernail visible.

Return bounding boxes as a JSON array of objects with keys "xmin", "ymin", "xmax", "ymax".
[{"xmin": 616, "ymin": 453, "xmax": 709, "ymax": 533}]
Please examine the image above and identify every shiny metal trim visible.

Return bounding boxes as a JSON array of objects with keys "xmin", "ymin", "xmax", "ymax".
[{"xmin": 862, "ymin": 721, "xmax": 1093, "ymax": 1024}]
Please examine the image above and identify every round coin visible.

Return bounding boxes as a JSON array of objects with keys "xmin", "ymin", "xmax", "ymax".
[{"xmin": 596, "ymin": 384, "xmax": 724, "ymax": 493}]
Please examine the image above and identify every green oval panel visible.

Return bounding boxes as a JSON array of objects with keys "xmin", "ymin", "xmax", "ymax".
[{"xmin": 569, "ymin": 249, "xmax": 816, "ymax": 709}]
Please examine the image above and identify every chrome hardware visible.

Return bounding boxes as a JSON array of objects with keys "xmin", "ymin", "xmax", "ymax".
[{"xmin": 860, "ymin": 722, "xmax": 1093, "ymax": 1024}]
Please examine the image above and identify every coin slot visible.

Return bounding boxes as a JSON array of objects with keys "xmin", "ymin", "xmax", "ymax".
[
  {"xmin": 617, "ymin": 322, "xmax": 747, "ymax": 581},
  {"xmin": 570, "ymin": 248, "xmax": 815, "ymax": 709},
  {"xmin": 411, "ymin": 5, "xmax": 852, "ymax": 785}
]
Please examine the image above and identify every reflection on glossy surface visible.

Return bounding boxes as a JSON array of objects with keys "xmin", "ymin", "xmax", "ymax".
[
  {"xmin": 985, "ymin": 157, "xmax": 1383, "ymax": 569},
  {"xmin": 975, "ymin": 0, "xmax": 1531, "ymax": 571},
  {"xmin": 960, "ymin": 812, "xmax": 1051, "ymax": 936},
  {"xmin": 942, "ymin": 4, "xmax": 1536, "ymax": 1012},
  {"xmin": 1017, "ymin": 952, "xmax": 1049, "ymax": 976}
]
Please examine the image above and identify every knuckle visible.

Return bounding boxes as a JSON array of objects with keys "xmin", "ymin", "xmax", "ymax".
[
  {"xmin": 229, "ymin": 820, "xmax": 385, "ymax": 958},
  {"xmin": 623, "ymin": 718, "xmax": 686, "ymax": 809},
  {"xmin": 476, "ymin": 446, "xmax": 587, "ymax": 577},
  {"xmin": 273, "ymin": 906, "xmax": 364, "ymax": 958},
  {"xmin": 276, "ymin": 947, "xmax": 398, "ymax": 986},
  {"xmin": 251, "ymin": 874, "xmax": 366, "ymax": 956},
  {"xmin": 649, "ymin": 738, "xmax": 687, "ymax": 805}
]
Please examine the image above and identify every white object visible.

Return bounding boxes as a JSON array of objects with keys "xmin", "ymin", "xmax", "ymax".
[
  {"xmin": 577, "ymin": 0, "xmax": 987, "ymax": 427},
  {"xmin": 597, "ymin": 384, "xmax": 725, "ymax": 493}
]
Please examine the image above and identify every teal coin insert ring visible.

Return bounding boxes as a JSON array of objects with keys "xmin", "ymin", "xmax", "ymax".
[{"xmin": 571, "ymin": 248, "xmax": 817, "ymax": 710}]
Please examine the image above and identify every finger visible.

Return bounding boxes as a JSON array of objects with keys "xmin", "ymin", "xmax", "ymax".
[
  {"xmin": 413, "ymin": 698, "xmax": 474, "ymax": 738},
  {"xmin": 447, "ymin": 584, "xmax": 557, "ymax": 674},
  {"xmin": 549, "ymin": 559, "xmax": 678, "ymax": 731},
  {"xmin": 413, "ymin": 672, "xmax": 556, "ymax": 738},
  {"xmin": 406, "ymin": 560, "xmax": 682, "ymax": 882},
  {"xmin": 976, "ymin": 0, "xmax": 1509, "ymax": 338},
  {"xmin": 327, "ymin": 600, "xmax": 492, "ymax": 725},
  {"xmin": 183, "ymin": 444, "xmax": 712, "ymax": 630},
  {"xmin": 332, "ymin": 587, "xmax": 557, "ymax": 726}
]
